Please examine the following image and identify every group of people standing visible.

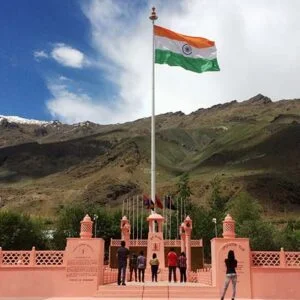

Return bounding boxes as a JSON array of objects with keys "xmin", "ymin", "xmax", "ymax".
[
  {"xmin": 128, "ymin": 248, "xmax": 187, "ymax": 284},
  {"xmin": 116, "ymin": 242, "xmax": 187, "ymax": 285},
  {"xmin": 117, "ymin": 241, "xmax": 238, "ymax": 300},
  {"xmin": 166, "ymin": 247, "xmax": 187, "ymax": 283}
]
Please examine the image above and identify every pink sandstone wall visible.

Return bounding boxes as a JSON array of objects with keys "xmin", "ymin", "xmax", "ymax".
[
  {"xmin": 0, "ymin": 237, "xmax": 105, "ymax": 297},
  {"xmin": 0, "ymin": 267, "xmax": 69, "ymax": 297},
  {"xmin": 211, "ymin": 237, "xmax": 252, "ymax": 298},
  {"xmin": 251, "ymin": 268, "xmax": 300, "ymax": 299}
]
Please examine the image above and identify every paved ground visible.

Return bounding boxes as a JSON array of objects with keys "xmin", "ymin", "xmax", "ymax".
[
  {"xmin": 0, "ymin": 297, "xmax": 286, "ymax": 300},
  {"xmin": 0, "ymin": 282, "xmax": 289, "ymax": 300}
]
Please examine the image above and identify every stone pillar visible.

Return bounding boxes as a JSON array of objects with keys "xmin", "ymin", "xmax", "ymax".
[
  {"xmin": 80, "ymin": 214, "xmax": 93, "ymax": 239},
  {"xmin": 180, "ymin": 222, "xmax": 186, "ymax": 253},
  {"xmin": 30, "ymin": 246, "xmax": 36, "ymax": 266},
  {"xmin": 184, "ymin": 216, "xmax": 192, "ymax": 272},
  {"xmin": 120, "ymin": 216, "xmax": 131, "ymax": 248},
  {"xmin": 147, "ymin": 213, "xmax": 165, "ymax": 269},
  {"xmin": 211, "ymin": 214, "xmax": 252, "ymax": 298},
  {"xmin": 280, "ymin": 247, "xmax": 286, "ymax": 267},
  {"xmin": 64, "ymin": 214, "xmax": 105, "ymax": 295}
]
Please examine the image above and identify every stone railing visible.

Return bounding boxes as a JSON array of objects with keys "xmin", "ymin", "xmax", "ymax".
[
  {"xmin": 164, "ymin": 240, "xmax": 181, "ymax": 247},
  {"xmin": 110, "ymin": 239, "xmax": 148, "ymax": 247},
  {"xmin": 0, "ymin": 247, "xmax": 65, "ymax": 267},
  {"xmin": 111, "ymin": 239, "xmax": 203, "ymax": 247},
  {"xmin": 251, "ymin": 250, "xmax": 300, "ymax": 268}
]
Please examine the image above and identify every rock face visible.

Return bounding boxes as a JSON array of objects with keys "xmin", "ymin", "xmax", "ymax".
[
  {"xmin": 34, "ymin": 126, "xmax": 48, "ymax": 137},
  {"xmin": 246, "ymin": 94, "xmax": 272, "ymax": 104},
  {"xmin": 0, "ymin": 95, "xmax": 299, "ymax": 216},
  {"xmin": 0, "ymin": 118, "xmax": 19, "ymax": 129}
]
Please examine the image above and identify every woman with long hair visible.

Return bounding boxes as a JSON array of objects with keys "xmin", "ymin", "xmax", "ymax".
[
  {"xmin": 221, "ymin": 250, "xmax": 237, "ymax": 300},
  {"xmin": 149, "ymin": 253, "xmax": 160, "ymax": 282}
]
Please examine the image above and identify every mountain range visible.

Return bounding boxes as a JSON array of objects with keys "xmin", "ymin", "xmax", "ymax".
[{"xmin": 0, "ymin": 94, "xmax": 299, "ymax": 218}]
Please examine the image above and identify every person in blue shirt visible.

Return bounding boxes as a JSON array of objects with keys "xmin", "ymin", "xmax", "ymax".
[{"xmin": 221, "ymin": 250, "xmax": 238, "ymax": 300}]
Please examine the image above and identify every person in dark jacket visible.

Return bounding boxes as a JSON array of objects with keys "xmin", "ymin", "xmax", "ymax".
[
  {"xmin": 221, "ymin": 250, "xmax": 238, "ymax": 300},
  {"xmin": 117, "ymin": 241, "xmax": 129, "ymax": 286},
  {"xmin": 129, "ymin": 253, "xmax": 138, "ymax": 282},
  {"xmin": 137, "ymin": 251, "xmax": 146, "ymax": 283},
  {"xmin": 177, "ymin": 252, "xmax": 187, "ymax": 283}
]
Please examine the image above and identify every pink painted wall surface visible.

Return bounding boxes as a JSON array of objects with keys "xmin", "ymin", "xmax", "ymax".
[
  {"xmin": 0, "ymin": 267, "xmax": 68, "ymax": 297},
  {"xmin": 211, "ymin": 237, "xmax": 252, "ymax": 298},
  {"xmin": 1, "ymin": 213, "xmax": 300, "ymax": 299},
  {"xmin": 251, "ymin": 268, "xmax": 300, "ymax": 299},
  {"xmin": 65, "ymin": 237, "xmax": 105, "ymax": 291},
  {"xmin": 0, "ymin": 215, "xmax": 105, "ymax": 297},
  {"xmin": 0, "ymin": 237, "xmax": 105, "ymax": 297}
]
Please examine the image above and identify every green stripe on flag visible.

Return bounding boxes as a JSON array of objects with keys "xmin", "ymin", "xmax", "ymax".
[{"xmin": 155, "ymin": 49, "xmax": 220, "ymax": 73}]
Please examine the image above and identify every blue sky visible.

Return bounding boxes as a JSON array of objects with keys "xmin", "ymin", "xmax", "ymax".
[
  {"xmin": 0, "ymin": 0, "xmax": 98, "ymax": 120},
  {"xmin": 1, "ymin": 0, "xmax": 300, "ymax": 124}
]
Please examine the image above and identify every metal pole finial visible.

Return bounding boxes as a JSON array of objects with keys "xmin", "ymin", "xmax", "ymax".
[{"xmin": 149, "ymin": 7, "xmax": 158, "ymax": 21}]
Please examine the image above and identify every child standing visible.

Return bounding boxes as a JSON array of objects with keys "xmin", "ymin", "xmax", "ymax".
[{"xmin": 149, "ymin": 253, "xmax": 160, "ymax": 282}]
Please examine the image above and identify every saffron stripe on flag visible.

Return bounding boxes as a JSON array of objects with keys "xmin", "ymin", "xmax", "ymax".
[{"xmin": 154, "ymin": 25, "xmax": 215, "ymax": 49}]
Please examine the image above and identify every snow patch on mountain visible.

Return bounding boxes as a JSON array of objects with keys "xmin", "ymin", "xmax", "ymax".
[{"xmin": 0, "ymin": 115, "xmax": 50, "ymax": 125}]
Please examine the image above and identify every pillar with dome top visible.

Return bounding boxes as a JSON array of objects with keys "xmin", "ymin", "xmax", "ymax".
[
  {"xmin": 210, "ymin": 214, "xmax": 252, "ymax": 298},
  {"xmin": 146, "ymin": 212, "xmax": 165, "ymax": 268}
]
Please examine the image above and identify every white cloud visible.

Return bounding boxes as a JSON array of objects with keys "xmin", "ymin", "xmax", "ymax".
[
  {"xmin": 46, "ymin": 82, "xmax": 128, "ymax": 124},
  {"xmin": 47, "ymin": 0, "xmax": 300, "ymax": 124},
  {"xmin": 58, "ymin": 75, "xmax": 71, "ymax": 81},
  {"xmin": 51, "ymin": 43, "xmax": 86, "ymax": 68},
  {"xmin": 33, "ymin": 50, "xmax": 49, "ymax": 61}
]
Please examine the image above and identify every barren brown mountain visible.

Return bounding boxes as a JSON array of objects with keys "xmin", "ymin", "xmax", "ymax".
[{"xmin": 0, "ymin": 94, "xmax": 299, "ymax": 217}]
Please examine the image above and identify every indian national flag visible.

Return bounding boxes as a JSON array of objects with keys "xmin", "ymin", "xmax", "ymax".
[{"xmin": 154, "ymin": 25, "xmax": 220, "ymax": 73}]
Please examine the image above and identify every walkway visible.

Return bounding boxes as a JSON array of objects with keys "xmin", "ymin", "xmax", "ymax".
[{"xmin": 0, "ymin": 281, "xmax": 290, "ymax": 300}]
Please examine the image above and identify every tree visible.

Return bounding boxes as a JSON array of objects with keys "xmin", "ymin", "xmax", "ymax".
[
  {"xmin": 226, "ymin": 192, "xmax": 278, "ymax": 250},
  {"xmin": 176, "ymin": 173, "xmax": 193, "ymax": 215},
  {"xmin": 238, "ymin": 220, "xmax": 276, "ymax": 250},
  {"xmin": 52, "ymin": 203, "xmax": 123, "ymax": 251},
  {"xmin": 209, "ymin": 176, "xmax": 229, "ymax": 214},
  {"xmin": 52, "ymin": 204, "xmax": 90, "ymax": 249},
  {"xmin": 0, "ymin": 211, "xmax": 47, "ymax": 250},
  {"xmin": 226, "ymin": 191, "xmax": 262, "ymax": 224},
  {"xmin": 274, "ymin": 220, "xmax": 300, "ymax": 251}
]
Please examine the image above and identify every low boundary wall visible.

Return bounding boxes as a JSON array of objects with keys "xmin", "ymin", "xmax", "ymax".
[{"xmin": 0, "ymin": 214, "xmax": 299, "ymax": 298}]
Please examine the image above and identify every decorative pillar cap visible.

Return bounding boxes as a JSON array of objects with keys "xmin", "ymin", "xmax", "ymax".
[
  {"xmin": 222, "ymin": 214, "xmax": 236, "ymax": 239},
  {"xmin": 83, "ymin": 214, "xmax": 92, "ymax": 222},
  {"xmin": 147, "ymin": 212, "xmax": 164, "ymax": 222},
  {"xmin": 185, "ymin": 215, "xmax": 192, "ymax": 222},
  {"xmin": 80, "ymin": 214, "xmax": 93, "ymax": 239},
  {"xmin": 224, "ymin": 214, "xmax": 233, "ymax": 222}
]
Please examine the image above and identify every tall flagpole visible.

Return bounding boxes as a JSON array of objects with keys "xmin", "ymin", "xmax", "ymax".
[
  {"xmin": 149, "ymin": 7, "xmax": 158, "ymax": 211},
  {"xmin": 141, "ymin": 196, "xmax": 144, "ymax": 239}
]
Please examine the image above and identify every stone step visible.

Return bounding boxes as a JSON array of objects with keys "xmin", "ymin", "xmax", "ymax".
[{"xmin": 96, "ymin": 284, "xmax": 220, "ymax": 298}]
